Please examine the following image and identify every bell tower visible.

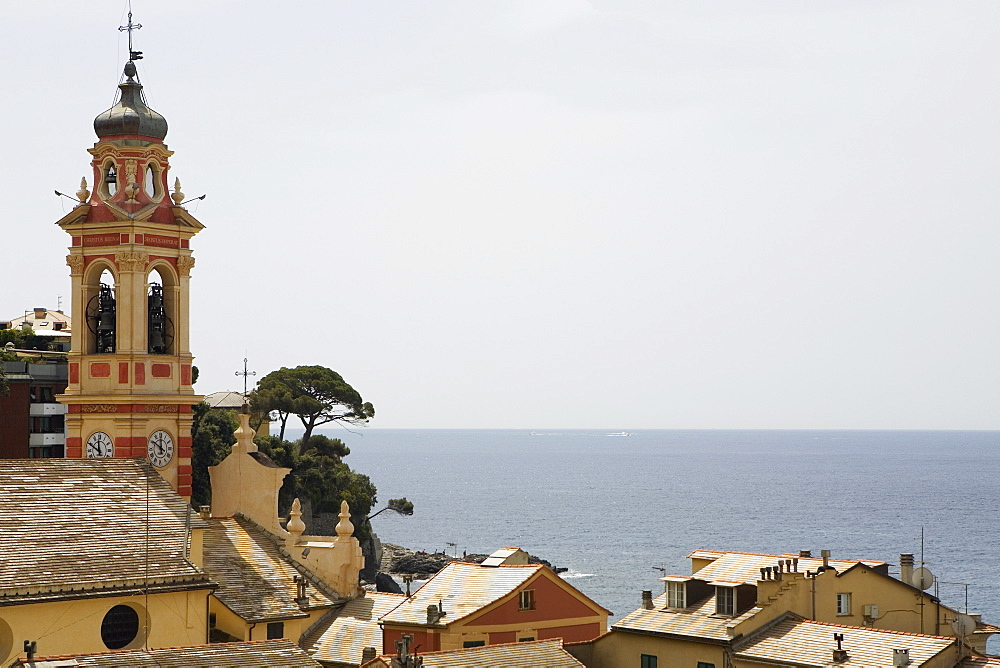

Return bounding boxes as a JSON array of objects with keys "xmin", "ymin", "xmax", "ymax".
[{"xmin": 55, "ymin": 51, "xmax": 204, "ymax": 498}]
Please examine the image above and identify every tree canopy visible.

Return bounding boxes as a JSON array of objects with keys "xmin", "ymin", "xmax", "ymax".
[
  {"xmin": 250, "ymin": 365, "xmax": 374, "ymax": 451},
  {"xmin": 190, "ymin": 402, "xmax": 239, "ymax": 507}
]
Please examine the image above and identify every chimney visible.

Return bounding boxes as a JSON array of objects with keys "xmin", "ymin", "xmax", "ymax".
[
  {"xmin": 818, "ymin": 549, "xmax": 833, "ymax": 572},
  {"xmin": 800, "ymin": 550, "xmax": 812, "ymax": 558},
  {"xmin": 893, "ymin": 648, "xmax": 911, "ymax": 666},
  {"xmin": 641, "ymin": 590, "xmax": 654, "ymax": 610},
  {"xmin": 900, "ymin": 554, "xmax": 914, "ymax": 585},
  {"xmin": 362, "ymin": 647, "xmax": 377, "ymax": 663},
  {"xmin": 427, "ymin": 604, "xmax": 440, "ymax": 625},
  {"xmin": 833, "ymin": 632, "xmax": 847, "ymax": 662},
  {"xmin": 199, "ymin": 505, "xmax": 211, "ymax": 519},
  {"xmin": 33, "ymin": 308, "xmax": 46, "ymax": 319}
]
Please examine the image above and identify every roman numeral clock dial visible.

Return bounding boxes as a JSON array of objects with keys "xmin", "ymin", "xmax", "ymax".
[
  {"xmin": 86, "ymin": 431, "xmax": 114, "ymax": 458},
  {"xmin": 147, "ymin": 430, "xmax": 174, "ymax": 468}
]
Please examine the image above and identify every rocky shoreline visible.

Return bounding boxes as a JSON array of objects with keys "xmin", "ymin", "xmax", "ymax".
[{"xmin": 375, "ymin": 543, "xmax": 565, "ymax": 578}]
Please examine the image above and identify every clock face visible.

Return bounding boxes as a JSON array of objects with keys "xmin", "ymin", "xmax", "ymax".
[
  {"xmin": 86, "ymin": 432, "xmax": 114, "ymax": 458},
  {"xmin": 147, "ymin": 430, "xmax": 174, "ymax": 468}
]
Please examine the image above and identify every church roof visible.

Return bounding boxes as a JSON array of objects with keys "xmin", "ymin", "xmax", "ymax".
[
  {"xmin": 93, "ymin": 61, "xmax": 168, "ymax": 140},
  {"xmin": 11, "ymin": 639, "xmax": 320, "ymax": 667},
  {"xmin": 202, "ymin": 516, "xmax": 339, "ymax": 623},
  {"xmin": 0, "ymin": 458, "xmax": 211, "ymax": 604}
]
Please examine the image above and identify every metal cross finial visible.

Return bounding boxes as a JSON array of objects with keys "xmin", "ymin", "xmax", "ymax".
[
  {"xmin": 834, "ymin": 633, "xmax": 844, "ymax": 650},
  {"xmin": 236, "ymin": 357, "xmax": 256, "ymax": 396},
  {"xmin": 118, "ymin": 3, "xmax": 144, "ymax": 61}
]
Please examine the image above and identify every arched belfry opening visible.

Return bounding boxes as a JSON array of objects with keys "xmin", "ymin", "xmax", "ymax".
[
  {"xmin": 146, "ymin": 265, "xmax": 176, "ymax": 354},
  {"xmin": 85, "ymin": 267, "xmax": 117, "ymax": 354}
]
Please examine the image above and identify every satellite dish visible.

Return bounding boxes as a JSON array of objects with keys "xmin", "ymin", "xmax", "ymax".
[
  {"xmin": 952, "ymin": 613, "xmax": 976, "ymax": 637},
  {"xmin": 911, "ymin": 567, "xmax": 935, "ymax": 590}
]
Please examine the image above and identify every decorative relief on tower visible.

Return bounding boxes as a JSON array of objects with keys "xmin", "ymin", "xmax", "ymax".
[
  {"xmin": 177, "ymin": 255, "xmax": 196, "ymax": 275},
  {"xmin": 66, "ymin": 254, "xmax": 85, "ymax": 275},
  {"xmin": 81, "ymin": 404, "xmax": 118, "ymax": 414},
  {"xmin": 115, "ymin": 250, "xmax": 149, "ymax": 272},
  {"xmin": 124, "ymin": 159, "xmax": 140, "ymax": 203},
  {"xmin": 141, "ymin": 404, "xmax": 176, "ymax": 414}
]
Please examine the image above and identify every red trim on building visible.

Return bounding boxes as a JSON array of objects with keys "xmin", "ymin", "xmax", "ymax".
[
  {"xmin": 177, "ymin": 464, "xmax": 193, "ymax": 475},
  {"xmin": 177, "ymin": 485, "xmax": 192, "ymax": 497},
  {"xmin": 151, "ymin": 363, "xmax": 171, "ymax": 378},
  {"xmin": 180, "ymin": 239, "xmax": 189, "ymax": 249},
  {"xmin": 120, "ymin": 233, "xmax": 129, "ymax": 244},
  {"xmin": 135, "ymin": 233, "xmax": 144, "ymax": 244},
  {"xmin": 84, "ymin": 253, "xmax": 117, "ymax": 269},
  {"xmin": 118, "ymin": 362, "xmax": 129, "ymax": 384},
  {"xmin": 144, "ymin": 234, "xmax": 180, "ymax": 249},
  {"xmin": 178, "ymin": 446, "xmax": 192, "ymax": 459},
  {"xmin": 70, "ymin": 363, "xmax": 79, "ymax": 384},
  {"xmin": 135, "ymin": 362, "xmax": 145, "ymax": 385},
  {"xmin": 66, "ymin": 446, "xmax": 83, "ymax": 458},
  {"xmin": 82, "ymin": 233, "xmax": 122, "ymax": 247},
  {"xmin": 489, "ymin": 631, "xmax": 516, "ymax": 644},
  {"xmin": 181, "ymin": 364, "xmax": 191, "ymax": 386},
  {"xmin": 90, "ymin": 362, "xmax": 111, "ymax": 377},
  {"xmin": 72, "ymin": 236, "xmax": 81, "ymax": 246}
]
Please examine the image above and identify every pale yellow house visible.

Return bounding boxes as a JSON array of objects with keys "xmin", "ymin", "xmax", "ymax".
[
  {"xmin": 0, "ymin": 459, "xmax": 214, "ymax": 665},
  {"xmin": 567, "ymin": 548, "xmax": 997, "ymax": 668}
]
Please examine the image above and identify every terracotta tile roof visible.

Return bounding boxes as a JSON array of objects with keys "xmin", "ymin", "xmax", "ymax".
[
  {"xmin": 734, "ymin": 616, "xmax": 956, "ymax": 667},
  {"xmin": 12, "ymin": 639, "xmax": 320, "ymax": 667},
  {"xmin": 202, "ymin": 516, "xmax": 338, "ymax": 622},
  {"xmin": 380, "ymin": 561, "xmax": 543, "ymax": 627},
  {"xmin": 688, "ymin": 549, "xmax": 885, "ymax": 585},
  {"xmin": 301, "ymin": 591, "xmax": 405, "ymax": 666},
  {"xmin": 0, "ymin": 459, "xmax": 210, "ymax": 604},
  {"xmin": 613, "ymin": 592, "xmax": 758, "ymax": 641},
  {"xmin": 362, "ymin": 638, "xmax": 584, "ymax": 668}
]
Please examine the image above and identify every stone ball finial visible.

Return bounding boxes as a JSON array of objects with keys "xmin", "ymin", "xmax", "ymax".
[{"xmin": 335, "ymin": 500, "xmax": 354, "ymax": 538}]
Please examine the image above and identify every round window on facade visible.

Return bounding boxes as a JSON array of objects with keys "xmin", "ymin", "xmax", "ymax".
[
  {"xmin": 0, "ymin": 616, "xmax": 13, "ymax": 665},
  {"xmin": 101, "ymin": 604, "xmax": 140, "ymax": 649}
]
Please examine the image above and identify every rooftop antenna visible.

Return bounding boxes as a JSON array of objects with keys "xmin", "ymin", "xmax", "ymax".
[{"xmin": 119, "ymin": 2, "xmax": 144, "ymax": 62}]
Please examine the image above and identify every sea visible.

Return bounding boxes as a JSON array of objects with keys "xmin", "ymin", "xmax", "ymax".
[{"xmin": 290, "ymin": 428, "xmax": 1000, "ymax": 654}]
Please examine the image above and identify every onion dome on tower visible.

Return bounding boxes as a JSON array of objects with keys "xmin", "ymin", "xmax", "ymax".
[{"xmin": 93, "ymin": 61, "xmax": 168, "ymax": 141}]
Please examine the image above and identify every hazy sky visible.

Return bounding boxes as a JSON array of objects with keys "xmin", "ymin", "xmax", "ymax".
[{"xmin": 3, "ymin": 2, "xmax": 999, "ymax": 429}]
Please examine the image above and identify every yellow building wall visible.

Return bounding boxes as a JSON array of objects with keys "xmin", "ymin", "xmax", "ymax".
[
  {"xmin": 208, "ymin": 598, "xmax": 328, "ymax": 643},
  {"xmin": 573, "ymin": 631, "xmax": 726, "ymax": 668},
  {"xmin": 0, "ymin": 588, "xmax": 210, "ymax": 665},
  {"xmin": 745, "ymin": 567, "xmax": 952, "ymax": 638}
]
